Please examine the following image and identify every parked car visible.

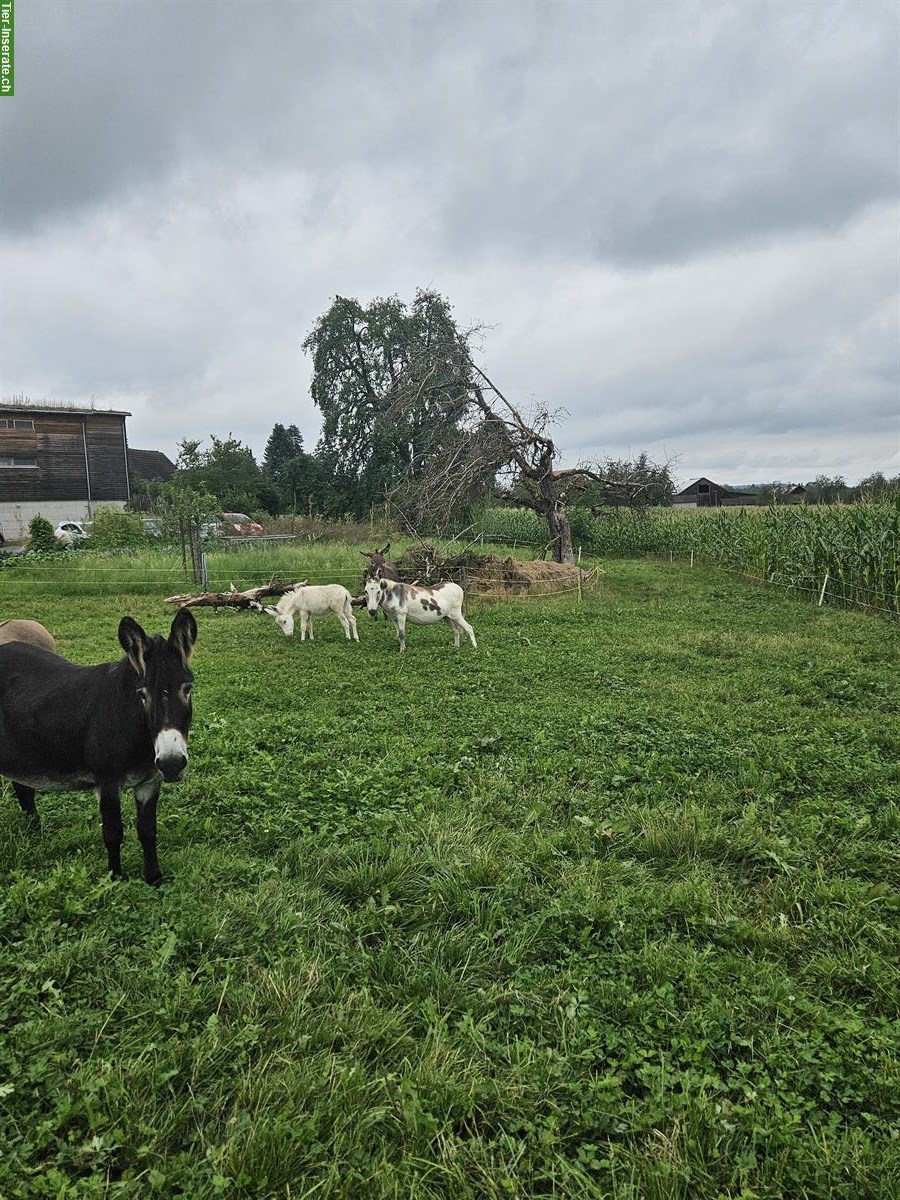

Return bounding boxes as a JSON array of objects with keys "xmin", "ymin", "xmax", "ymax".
[
  {"xmin": 220, "ymin": 512, "xmax": 264, "ymax": 536},
  {"xmin": 55, "ymin": 520, "xmax": 90, "ymax": 546}
]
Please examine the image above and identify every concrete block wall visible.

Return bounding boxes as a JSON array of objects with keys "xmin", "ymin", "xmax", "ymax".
[{"xmin": 0, "ymin": 499, "xmax": 127, "ymax": 541}]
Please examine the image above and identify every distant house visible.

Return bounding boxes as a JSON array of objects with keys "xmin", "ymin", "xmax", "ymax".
[
  {"xmin": 0, "ymin": 402, "xmax": 131, "ymax": 539},
  {"xmin": 127, "ymin": 448, "xmax": 178, "ymax": 511},
  {"xmin": 787, "ymin": 484, "xmax": 808, "ymax": 504},
  {"xmin": 128, "ymin": 448, "xmax": 176, "ymax": 484},
  {"xmin": 672, "ymin": 478, "xmax": 757, "ymax": 508}
]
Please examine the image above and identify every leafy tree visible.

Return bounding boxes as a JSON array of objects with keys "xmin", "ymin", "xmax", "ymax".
[
  {"xmin": 263, "ymin": 424, "xmax": 306, "ymax": 477},
  {"xmin": 805, "ymin": 475, "xmax": 851, "ymax": 505},
  {"xmin": 261, "ymin": 422, "xmax": 330, "ymax": 514},
  {"xmin": 388, "ymin": 331, "xmax": 674, "ymax": 561},
  {"xmin": 578, "ymin": 453, "xmax": 675, "ymax": 511},
  {"xmin": 302, "ymin": 290, "xmax": 471, "ymax": 515},
  {"xmin": 273, "ymin": 453, "xmax": 320, "ymax": 515},
  {"xmin": 304, "ymin": 288, "xmax": 675, "ymax": 553},
  {"xmin": 750, "ymin": 481, "xmax": 799, "ymax": 505},
  {"xmin": 175, "ymin": 435, "xmax": 264, "ymax": 514},
  {"xmin": 856, "ymin": 472, "xmax": 900, "ymax": 501},
  {"xmin": 175, "ymin": 438, "xmax": 205, "ymax": 472}
]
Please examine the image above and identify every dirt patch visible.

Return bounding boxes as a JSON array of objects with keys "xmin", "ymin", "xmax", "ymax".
[{"xmin": 398, "ymin": 547, "xmax": 586, "ymax": 596}]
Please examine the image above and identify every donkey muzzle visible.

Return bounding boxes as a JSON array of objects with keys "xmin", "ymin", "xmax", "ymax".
[{"xmin": 155, "ymin": 729, "xmax": 189, "ymax": 782}]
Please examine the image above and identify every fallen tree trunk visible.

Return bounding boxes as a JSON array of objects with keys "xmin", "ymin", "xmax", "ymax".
[{"xmin": 164, "ymin": 580, "xmax": 307, "ymax": 609}]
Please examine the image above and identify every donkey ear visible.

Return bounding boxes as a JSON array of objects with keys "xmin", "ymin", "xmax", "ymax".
[
  {"xmin": 360, "ymin": 550, "xmax": 373, "ymax": 558},
  {"xmin": 119, "ymin": 617, "xmax": 149, "ymax": 677},
  {"xmin": 380, "ymin": 543, "xmax": 391, "ymax": 556},
  {"xmin": 263, "ymin": 605, "xmax": 279, "ymax": 617},
  {"xmin": 168, "ymin": 607, "xmax": 197, "ymax": 663}
]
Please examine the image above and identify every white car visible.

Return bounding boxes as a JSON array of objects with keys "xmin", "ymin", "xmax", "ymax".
[{"xmin": 55, "ymin": 520, "xmax": 90, "ymax": 546}]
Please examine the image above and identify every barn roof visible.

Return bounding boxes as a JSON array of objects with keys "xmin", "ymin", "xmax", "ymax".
[
  {"xmin": 675, "ymin": 477, "xmax": 755, "ymax": 497},
  {"xmin": 128, "ymin": 449, "xmax": 177, "ymax": 481}
]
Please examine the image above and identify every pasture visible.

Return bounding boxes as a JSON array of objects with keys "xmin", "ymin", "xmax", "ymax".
[{"xmin": 0, "ymin": 560, "xmax": 897, "ymax": 1199}]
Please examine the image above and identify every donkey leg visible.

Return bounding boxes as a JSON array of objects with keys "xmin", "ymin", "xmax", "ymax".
[
  {"xmin": 97, "ymin": 784, "xmax": 125, "ymax": 879},
  {"xmin": 396, "ymin": 614, "xmax": 407, "ymax": 653},
  {"xmin": 135, "ymin": 778, "xmax": 163, "ymax": 886},
  {"xmin": 12, "ymin": 782, "xmax": 40, "ymax": 832},
  {"xmin": 459, "ymin": 617, "xmax": 477, "ymax": 648},
  {"xmin": 447, "ymin": 617, "xmax": 461, "ymax": 648},
  {"xmin": 349, "ymin": 610, "xmax": 359, "ymax": 642}
]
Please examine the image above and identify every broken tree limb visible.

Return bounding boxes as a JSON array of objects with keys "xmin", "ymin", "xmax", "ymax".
[{"xmin": 164, "ymin": 580, "xmax": 308, "ymax": 609}]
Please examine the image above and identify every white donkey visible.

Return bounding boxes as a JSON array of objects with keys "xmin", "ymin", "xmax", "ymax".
[
  {"xmin": 264, "ymin": 584, "xmax": 359, "ymax": 642},
  {"xmin": 364, "ymin": 576, "xmax": 476, "ymax": 652}
]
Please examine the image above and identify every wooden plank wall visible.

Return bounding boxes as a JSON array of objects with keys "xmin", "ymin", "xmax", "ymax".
[{"xmin": 0, "ymin": 411, "xmax": 129, "ymax": 503}]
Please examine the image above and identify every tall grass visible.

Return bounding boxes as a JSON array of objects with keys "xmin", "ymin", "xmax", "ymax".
[
  {"xmin": 0, "ymin": 544, "xmax": 368, "ymax": 599},
  {"xmin": 478, "ymin": 503, "xmax": 900, "ymax": 614},
  {"xmin": 0, "ymin": 537, "xmax": 533, "ymax": 600}
]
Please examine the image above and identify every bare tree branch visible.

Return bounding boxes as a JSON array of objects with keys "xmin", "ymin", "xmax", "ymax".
[{"xmin": 165, "ymin": 580, "xmax": 307, "ymax": 609}]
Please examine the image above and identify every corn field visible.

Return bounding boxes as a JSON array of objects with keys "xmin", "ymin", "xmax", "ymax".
[{"xmin": 478, "ymin": 503, "xmax": 900, "ymax": 615}]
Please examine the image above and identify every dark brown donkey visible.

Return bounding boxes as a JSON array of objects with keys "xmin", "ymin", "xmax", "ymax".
[
  {"xmin": 360, "ymin": 544, "xmax": 399, "ymax": 581},
  {"xmin": 0, "ymin": 610, "xmax": 197, "ymax": 885},
  {"xmin": 356, "ymin": 544, "xmax": 400, "ymax": 612}
]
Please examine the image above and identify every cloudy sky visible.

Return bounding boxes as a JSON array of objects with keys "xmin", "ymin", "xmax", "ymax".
[{"xmin": 1, "ymin": 0, "xmax": 898, "ymax": 486}]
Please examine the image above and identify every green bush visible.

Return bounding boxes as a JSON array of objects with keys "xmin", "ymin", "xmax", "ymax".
[
  {"xmin": 27, "ymin": 514, "xmax": 64, "ymax": 555},
  {"xmin": 88, "ymin": 507, "xmax": 147, "ymax": 550}
]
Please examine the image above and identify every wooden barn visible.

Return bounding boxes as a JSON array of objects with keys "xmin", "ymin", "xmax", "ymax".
[
  {"xmin": 0, "ymin": 403, "xmax": 131, "ymax": 540},
  {"xmin": 127, "ymin": 448, "xmax": 177, "ymax": 510},
  {"xmin": 672, "ymin": 478, "xmax": 757, "ymax": 508}
]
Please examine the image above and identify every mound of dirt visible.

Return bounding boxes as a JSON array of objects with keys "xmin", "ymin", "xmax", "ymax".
[{"xmin": 398, "ymin": 547, "xmax": 585, "ymax": 595}]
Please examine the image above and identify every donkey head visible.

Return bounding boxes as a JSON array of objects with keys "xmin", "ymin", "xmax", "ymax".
[
  {"xmin": 360, "ymin": 544, "xmax": 391, "ymax": 578},
  {"xmin": 119, "ymin": 609, "xmax": 197, "ymax": 782},
  {"xmin": 364, "ymin": 574, "xmax": 389, "ymax": 617},
  {"xmin": 263, "ymin": 604, "xmax": 294, "ymax": 637}
]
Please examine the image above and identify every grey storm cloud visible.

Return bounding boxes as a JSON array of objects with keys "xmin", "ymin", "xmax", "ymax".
[
  {"xmin": 0, "ymin": 0, "xmax": 897, "ymax": 484},
  {"xmin": 4, "ymin": 0, "xmax": 897, "ymax": 260}
]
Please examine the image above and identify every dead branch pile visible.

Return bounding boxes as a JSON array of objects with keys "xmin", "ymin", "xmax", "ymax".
[{"xmin": 398, "ymin": 547, "xmax": 584, "ymax": 595}]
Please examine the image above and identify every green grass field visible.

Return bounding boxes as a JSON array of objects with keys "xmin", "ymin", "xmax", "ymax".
[{"xmin": 1, "ymin": 561, "xmax": 898, "ymax": 1198}]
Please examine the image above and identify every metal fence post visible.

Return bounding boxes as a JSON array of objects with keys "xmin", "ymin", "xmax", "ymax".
[{"xmin": 818, "ymin": 572, "xmax": 829, "ymax": 606}]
